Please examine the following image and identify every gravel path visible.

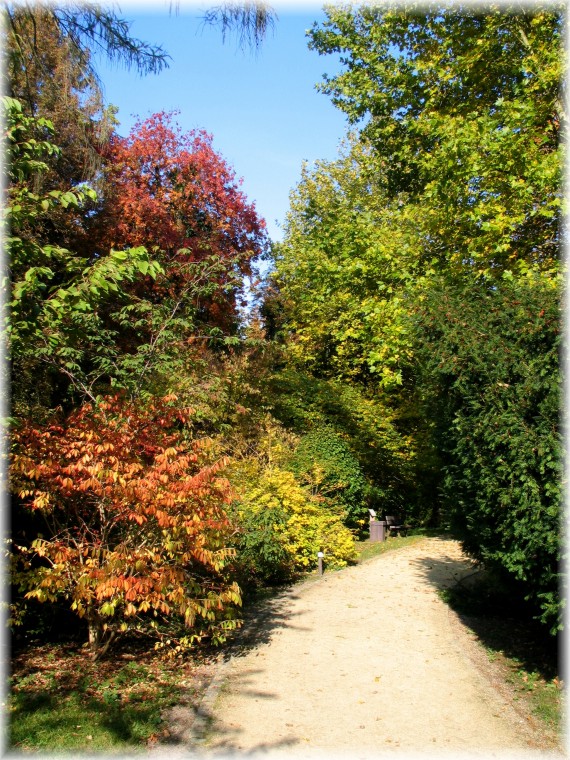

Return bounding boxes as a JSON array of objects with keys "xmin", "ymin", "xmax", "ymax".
[{"xmin": 157, "ymin": 537, "xmax": 565, "ymax": 759}]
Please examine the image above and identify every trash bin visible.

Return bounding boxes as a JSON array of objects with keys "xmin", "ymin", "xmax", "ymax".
[{"xmin": 369, "ymin": 519, "xmax": 387, "ymax": 542}]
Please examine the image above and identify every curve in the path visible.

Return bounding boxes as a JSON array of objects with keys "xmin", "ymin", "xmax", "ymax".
[{"xmin": 197, "ymin": 537, "xmax": 562, "ymax": 759}]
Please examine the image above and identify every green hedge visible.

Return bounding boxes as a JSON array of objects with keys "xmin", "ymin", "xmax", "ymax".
[{"xmin": 414, "ymin": 273, "xmax": 563, "ymax": 633}]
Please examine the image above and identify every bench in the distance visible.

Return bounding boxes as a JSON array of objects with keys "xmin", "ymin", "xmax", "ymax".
[{"xmin": 385, "ymin": 515, "xmax": 409, "ymax": 537}]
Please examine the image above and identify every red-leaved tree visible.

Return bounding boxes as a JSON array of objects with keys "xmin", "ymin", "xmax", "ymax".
[
  {"xmin": 99, "ymin": 112, "xmax": 269, "ymax": 333},
  {"xmin": 11, "ymin": 394, "xmax": 241, "ymax": 659}
]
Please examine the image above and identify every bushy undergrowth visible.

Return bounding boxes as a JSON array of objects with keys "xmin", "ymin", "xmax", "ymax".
[
  {"xmin": 265, "ymin": 367, "xmax": 423, "ymax": 522},
  {"xmin": 230, "ymin": 464, "xmax": 356, "ymax": 588}
]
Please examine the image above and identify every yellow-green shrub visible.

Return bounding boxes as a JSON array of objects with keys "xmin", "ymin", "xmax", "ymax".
[{"xmin": 232, "ymin": 466, "xmax": 356, "ymax": 585}]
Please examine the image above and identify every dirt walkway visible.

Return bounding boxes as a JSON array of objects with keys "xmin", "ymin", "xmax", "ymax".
[{"xmin": 159, "ymin": 538, "xmax": 565, "ymax": 759}]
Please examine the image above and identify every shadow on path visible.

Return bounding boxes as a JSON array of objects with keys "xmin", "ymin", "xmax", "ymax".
[
  {"xmin": 412, "ymin": 540, "xmax": 558, "ymax": 682},
  {"xmin": 410, "ymin": 542, "xmax": 477, "ymax": 592},
  {"xmin": 222, "ymin": 586, "xmax": 313, "ymax": 662}
]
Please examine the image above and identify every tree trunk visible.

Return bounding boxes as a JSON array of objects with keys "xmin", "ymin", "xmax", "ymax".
[
  {"xmin": 87, "ymin": 609, "xmax": 103, "ymax": 658},
  {"xmin": 87, "ymin": 608, "xmax": 115, "ymax": 661}
]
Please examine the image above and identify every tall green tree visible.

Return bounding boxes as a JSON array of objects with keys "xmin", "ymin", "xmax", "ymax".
[
  {"xmin": 278, "ymin": 4, "xmax": 563, "ymax": 388},
  {"xmin": 412, "ymin": 271, "xmax": 563, "ymax": 632},
  {"xmin": 276, "ymin": 135, "xmax": 421, "ymax": 387},
  {"xmin": 273, "ymin": 138, "xmax": 438, "ymax": 522},
  {"xmin": 309, "ymin": 3, "xmax": 563, "ymax": 279}
]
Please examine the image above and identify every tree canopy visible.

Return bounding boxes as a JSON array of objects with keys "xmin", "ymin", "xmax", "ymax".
[{"xmin": 309, "ymin": 4, "xmax": 562, "ymax": 278}]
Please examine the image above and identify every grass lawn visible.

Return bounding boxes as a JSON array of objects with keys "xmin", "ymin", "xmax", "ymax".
[
  {"xmin": 354, "ymin": 524, "xmax": 454, "ymax": 564},
  {"xmin": 8, "ymin": 638, "xmax": 217, "ymax": 752},
  {"xmin": 354, "ymin": 529, "xmax": 437, "ymax": 563}
]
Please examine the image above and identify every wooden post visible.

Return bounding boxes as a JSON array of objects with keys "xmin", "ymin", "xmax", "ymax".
[{"xmin": 317, "ymin": 551, "xmax": 324, "ymax": 576}]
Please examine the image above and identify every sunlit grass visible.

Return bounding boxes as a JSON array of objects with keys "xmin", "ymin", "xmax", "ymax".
[
  {"xmin": 8, "ymin": 646, "xmax": 203, "ymax": 752},
  {"xmin": 354, "ymin": 526, "xmax": 448, "ymax": 564}
]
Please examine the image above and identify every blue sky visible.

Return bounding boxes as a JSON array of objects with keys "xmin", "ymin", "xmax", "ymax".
[{"xmin": 94, "ymin": 3, "xmax": 349, "ymax": 243}]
